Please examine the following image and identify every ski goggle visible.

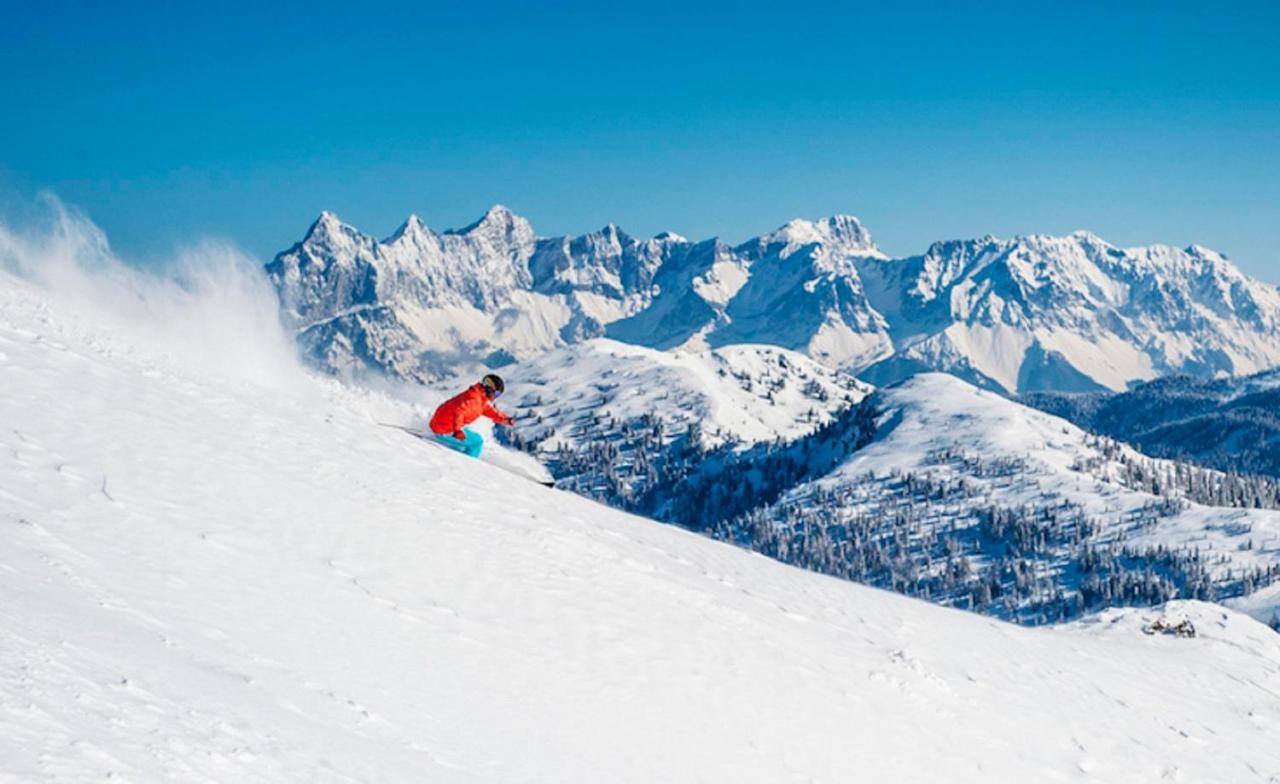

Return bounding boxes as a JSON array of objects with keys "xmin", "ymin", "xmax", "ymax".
[{"xmin": 483, "ymin": 382, "xmax": 502, "ymax": 399}]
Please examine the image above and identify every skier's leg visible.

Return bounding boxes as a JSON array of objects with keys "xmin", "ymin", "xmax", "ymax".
[
  {"xmin": 432, "ymin": 432, "xmax": 471, "ymax": 454},
  {"xmin": 461, "ymin": 428, "xmax": 484, "ymax": 458}
]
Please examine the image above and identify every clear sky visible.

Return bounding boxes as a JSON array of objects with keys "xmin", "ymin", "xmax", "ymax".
[{"xmin": 3, "ymin": 0, "xmax": 1278, "ymax": 281}]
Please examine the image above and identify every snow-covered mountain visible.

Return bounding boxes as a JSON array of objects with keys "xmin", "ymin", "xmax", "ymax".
[
  {"xmin": 709, "ymin": 373, "xmax": 1280, "ymax": 625},
  {"xmin": 501, "ymin": 339, "xmax": 870, "ymax": 502},
  {"xmin": 268, "ymin": 209, "xmax": 1280, "ymax": 393},
  {"xmin": 857, "ymin": 232, "xmax": 1280, "ymax": 393},
  {"xmin": 1025, "ymin": 368, "xmax": 1280, "ymax": 477},
  {"xmin": 701, "ymin": 215, "xmax": 892, "ymax": 369},
  {"xmin": 268, "ymin": 206, "xmax": 582, "ymax": 381},
  {"xmin": 267, "ymin": 208, "xmax": 895, "ymax": 384},
  {"xmin": 7, "ymin": 238, "xmax": 1280, "ymax": 783},
  {"xmin": 510, "ymin": 339, "xmax": 869, "ymax": 451},
  {"xmin": 263, "ymin": 206, "xmax": 1280, "ymax": 624},
  {"xmin": 512, "ymin": 366, "xmax": 1280, "ymax": 626}
]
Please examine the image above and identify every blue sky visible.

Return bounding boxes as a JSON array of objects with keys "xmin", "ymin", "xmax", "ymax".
[{"xmin": 2, "ymin": 0, "xmax": 1278, "ymax": 281}]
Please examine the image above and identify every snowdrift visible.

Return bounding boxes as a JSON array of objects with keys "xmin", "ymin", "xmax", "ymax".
[{"xmin": 3, "ymin": 243, "xmax": 1280, "ymax": 781}]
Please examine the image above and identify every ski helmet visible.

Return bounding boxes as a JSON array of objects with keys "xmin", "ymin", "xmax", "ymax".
[{"xmin": 481, "ymin": 373, "xmax": 505, "ymax": 398}]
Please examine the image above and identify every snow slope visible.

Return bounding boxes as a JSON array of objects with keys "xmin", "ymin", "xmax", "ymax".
[
  {"xmin": 726, "ymin": 373, "xmax": 1280, "ymax": 622},
  {"xmin": 826, "ymin": 374, "xmax": 1280, "ymax": 562},
  {"xmin": 507, "ymin": 338, "xmax": 870, "ymax": 452},
  {"xmin": 4, "ymin": 258, "xmax": 1280, "ymax": 780},
  {"xmin": 494, "ymin": 339, "xmax": 869, "ymax": 507}
]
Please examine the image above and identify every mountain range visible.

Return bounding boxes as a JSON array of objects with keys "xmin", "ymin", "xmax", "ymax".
[
  {"xmin": 268, "ymin": 207, "xmax": 1280, "ymax": 394},
  {"xmin": 502, "ymin": 356, "xmax": 1280, "ymax": 627},
  {"xmin": 263, "ymin": 206, "xmax": 1280, "ymax": 627}
]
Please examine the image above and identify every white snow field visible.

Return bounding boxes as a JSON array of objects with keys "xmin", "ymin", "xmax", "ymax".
[{"xmin": 4, "ymin": 255, "xmax": 1280, "ymax": 782}]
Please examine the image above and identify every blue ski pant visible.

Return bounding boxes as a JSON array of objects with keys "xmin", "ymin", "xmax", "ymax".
[{"xmin": 433, "ymin": 428, "xmax": 484, "ymax": 458}]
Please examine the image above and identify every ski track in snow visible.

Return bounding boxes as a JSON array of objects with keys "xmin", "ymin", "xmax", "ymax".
[{"xmin": 3, "ymin": 274, "xmax": 1280, "ymax": 782}]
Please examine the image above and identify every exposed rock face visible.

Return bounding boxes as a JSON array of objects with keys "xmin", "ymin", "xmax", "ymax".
[{"xmin": 267, "ymin": 208, "xmax": 1280, "ymax": 391}]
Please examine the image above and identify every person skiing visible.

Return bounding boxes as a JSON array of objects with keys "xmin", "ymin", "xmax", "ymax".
[{"xmin": 428, "ymin": 373, "xmax": 515, "ymax": 458}]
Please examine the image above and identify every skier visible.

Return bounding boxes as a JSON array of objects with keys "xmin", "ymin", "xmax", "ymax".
[{"xmin": 428, "ymin": 373, "xmax": 515, "ymax": 458}]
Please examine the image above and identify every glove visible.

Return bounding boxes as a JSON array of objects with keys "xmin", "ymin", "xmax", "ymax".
[
  {"xmin": 453, "ymin": 430, "xmax": 467, "ymax": 441},
  {"xmin": 500, "ymin": 414, "xmax": 517, "ymax": 426}
]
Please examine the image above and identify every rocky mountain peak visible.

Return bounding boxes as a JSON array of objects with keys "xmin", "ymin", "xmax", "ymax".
[
  {"xmin": 759, "ymin": 214, "xmax": 882, "ymax": 258},
  {"xmin": 303, "ymin": 210, "xmax": 345, "ymax": 242},
  {"xmin": 267, "ymin": 209, "xmax": 1280, "ymax": 393},
  {"xmin": 450, "ymin": 204, "xmax": 530, "ymax": 236}
]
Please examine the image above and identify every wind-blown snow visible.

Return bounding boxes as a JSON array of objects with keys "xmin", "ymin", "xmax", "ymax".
[
  {"xmin": 3, "ymin": 217, "xmax": 1280, "ymax": 782},
  {"xmin": 0, "ymin": 196, "xmax": 302, "ymax": 392}
]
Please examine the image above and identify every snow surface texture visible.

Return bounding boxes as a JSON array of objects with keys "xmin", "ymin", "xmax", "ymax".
[
  {"xmin": 6, "ymin": 212, "xmax": 1280, "ymax": 782},
  {"xmin": 268, "ymin": 209, "xmax": 1280, "ymax": 393}
]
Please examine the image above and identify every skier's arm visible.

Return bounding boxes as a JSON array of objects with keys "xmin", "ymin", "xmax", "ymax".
[{"xmin": 483, "ymin": 403, "xmax": 515, "ymax": 426}]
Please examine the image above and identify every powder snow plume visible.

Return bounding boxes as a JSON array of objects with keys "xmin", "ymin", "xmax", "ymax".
[{"xmin": 0, "ymin": 194, "xmax": 305, "ymax": 391}]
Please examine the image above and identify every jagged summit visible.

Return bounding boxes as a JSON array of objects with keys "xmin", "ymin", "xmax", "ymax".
[
  {"xmin": 1069, "ymin": 229, "xmax": 1107, "ymax": 243},
  {"xmin": 268, "ymin": 209, "xmax": 1280, "ymax": 391},
  {"xmin": 448, "ymin": 203, "xmax": 529, "ymax": 236},
  {"xmin": 401, "ymin": 213, "xmax": 429, "ymax": 233},
  {"xmin": 754, "ymin": 214, "xmax": 883, "ymax": 258},
  {"xmin": 303, "ymin": 209, "xmax": 346, "ymax": 241},
  {"xmin": 1186, "ymin": 243, "xmax": 1228, "ymax": 259},
  {"xmin": 383, "ymin": 213, "xmax": 432, "ymax": 244}
]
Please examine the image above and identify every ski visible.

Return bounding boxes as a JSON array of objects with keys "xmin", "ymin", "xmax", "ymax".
[{"xmin": 376, "ymin": 422, "xmax": 556, "ymax": 488}]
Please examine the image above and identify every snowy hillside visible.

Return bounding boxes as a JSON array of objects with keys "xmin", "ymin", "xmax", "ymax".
[
  {"xmin": 1025, "ymin": 369, "xmax": 1280, "ymax": 478},
  {"xmin": 508, "ymin": 339, "xmax": 868, "ymax": 449},
  {"xmin": 5, "ymin": 229, "xmax": 1280, "ymax": 782},
  {"xmin": 498, "ymin": 346, "xmax": 1280, "ymax": 625},
  {"xmin": 500, "ymin": 339, "xmax": 869, "ymax": 504},
  {"xmin": 705, "ymin": 374, "xmax": 1280, "ymax": 625},
  {"xmin": 269, "ymin": 209, "xmax": 1280, "ymax": 393}
]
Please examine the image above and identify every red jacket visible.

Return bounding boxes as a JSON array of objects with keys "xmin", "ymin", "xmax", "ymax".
[{"xmin": 430, "ymin": 384, "xmax": 513, "ymax": 439}]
